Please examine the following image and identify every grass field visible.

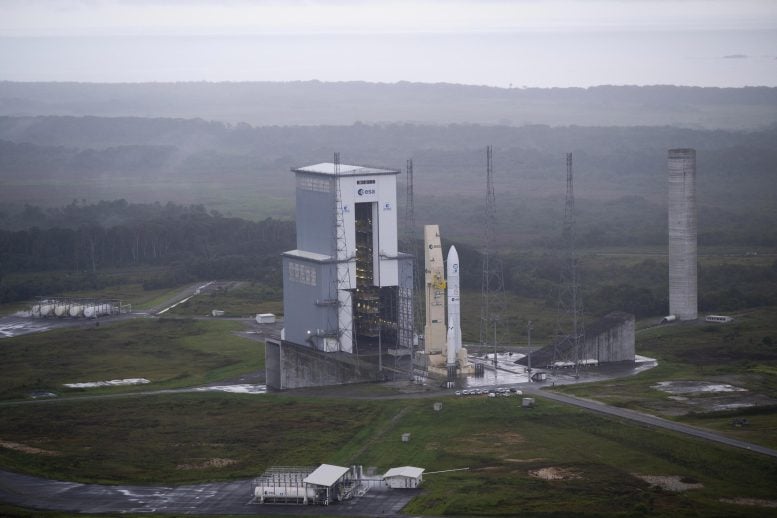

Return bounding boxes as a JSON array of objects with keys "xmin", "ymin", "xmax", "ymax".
[
  {"xmin": 0, "ymin": 318, "xmax": 263, "ymax": 400},
  {"xmin": 0, "ymin": 393, "xmax": 775, "ymax": 515},
  {"xmin": 167, "ymin": 282, "xmax": 283, "ymax": 317},
  {"xmin": 555, "ymin": 306, "xmax": 777, "ymax": 449}
]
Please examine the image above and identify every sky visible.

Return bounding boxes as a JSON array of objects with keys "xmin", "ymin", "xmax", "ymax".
[{"xmin": 0, "ymin": 0, "xmax": 776, "ymax": 86}]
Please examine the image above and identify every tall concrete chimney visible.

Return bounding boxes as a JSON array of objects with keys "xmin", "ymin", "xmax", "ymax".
[{"xmin": 668, "ymin": 148, "xmax": 697, "ymax": 320}]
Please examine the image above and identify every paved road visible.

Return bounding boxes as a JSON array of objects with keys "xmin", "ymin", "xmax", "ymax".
[{"xmin": 523, "ymin": 386, "xmax": 777, "ymax": 459}]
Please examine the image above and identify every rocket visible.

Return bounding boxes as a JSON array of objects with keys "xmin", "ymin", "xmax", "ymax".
[{"xmin": 446, "ymin": 246, "xmax": 461, "ymax": 374}]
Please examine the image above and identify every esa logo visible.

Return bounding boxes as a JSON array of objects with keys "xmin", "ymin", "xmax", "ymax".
[{"xmin": 357, "ymin": 188, "xmax": 376, "ymax": 196}]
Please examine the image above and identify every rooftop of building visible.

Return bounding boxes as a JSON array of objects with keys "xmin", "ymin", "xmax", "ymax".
[
  {"xmin": 383, "ymin": 466, "xmax": 425, "ymax": 479},
  {"xmin": 292, "ymin": 162, "xmax": 399, "ymax": 176},
  {"xmin": 302, "ymin": 464, "xmax": 350, "ymax": 487}
]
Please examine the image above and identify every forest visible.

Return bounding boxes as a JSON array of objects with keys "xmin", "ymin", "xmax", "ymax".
[
  {"xmin": 2, "ymin": 200, "xmax": 775, "ymax": 321},
  {"xmin": 0, "ymin": 84, "xmax": 774, "ymax": 320},
  {"xmin": 0, "ymin": 201, "xmax": 293, "ymax": 303}
]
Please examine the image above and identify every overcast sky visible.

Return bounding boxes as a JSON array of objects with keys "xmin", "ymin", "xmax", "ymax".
[{"xmin": 1, "ymin": 0, "xmax": 775, "ymax": 86}]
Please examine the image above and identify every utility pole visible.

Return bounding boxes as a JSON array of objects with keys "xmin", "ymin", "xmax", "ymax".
[{"xmin": 527, "ymin": 320, "xmax": 533, "ymax": 380}]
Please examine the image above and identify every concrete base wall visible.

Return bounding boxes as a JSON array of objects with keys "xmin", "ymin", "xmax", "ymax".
[
  {"xmin": 265, "ymin": 338, "xmax": 379, "ymax": 390},
  {"xmin": 581, "ymin": 313, "xmax": 635, "ymax": 363},
  {"xmin": 517, "ymin": 312, "xmax": 636, "ymax": 367}
]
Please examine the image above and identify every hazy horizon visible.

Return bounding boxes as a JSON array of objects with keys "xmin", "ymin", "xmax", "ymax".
[{"xmin": 1, "ymin": 0, "xmax": 775, "ymax": 88}]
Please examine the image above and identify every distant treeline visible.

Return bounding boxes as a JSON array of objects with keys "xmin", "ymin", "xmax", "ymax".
[
  {"xmin": 1, "ymin": 82, "xmax": 776, "ymax": 128},
  {"xmin": 2, "ymin": 200, "xmax": 776, "ymax": 316},
  {"xmin": 0, "ymin": 201, "xmax": 294, "ymax": 303}
]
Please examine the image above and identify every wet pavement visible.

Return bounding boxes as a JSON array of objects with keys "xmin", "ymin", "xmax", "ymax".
[
  {"xmin": 461, "ymin": 352, "xmax": 657, "ymax": 389},
  {"xmin": 0, "ymin": 470, "xmax": 417, "ymax": 516}
]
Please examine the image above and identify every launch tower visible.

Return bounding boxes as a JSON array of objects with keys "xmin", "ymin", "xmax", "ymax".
[{"xmin": 281, "ymin": 161, "xmax": 414, "ymax": 359}]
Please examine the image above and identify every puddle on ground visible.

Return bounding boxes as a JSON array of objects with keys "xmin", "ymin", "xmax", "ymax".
[
  {"xmin": 64, "ymin": 378, "xmax": 151, "ymax": 388},
  {"xmin": 652, "ymin": 381, "xmax": 747, "ymax": 395},
  {"xmin": 193, "ymin": 384, "xmax": 267, "ymax": 394}
]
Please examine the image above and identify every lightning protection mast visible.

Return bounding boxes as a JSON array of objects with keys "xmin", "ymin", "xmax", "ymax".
[
  {"xmin": 480, "ymin": 145, "xmax": 507, "ymax": 369},
  {"xmin": 553, "ymin": 152, "xmax": 583, "ymax": 378}
]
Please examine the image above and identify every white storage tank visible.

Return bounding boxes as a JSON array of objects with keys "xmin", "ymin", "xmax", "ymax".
[
  {"xmin": 254, "ymin": 485, "xmax": 315, "ymax": 504},
  {"xmin": 54, "ymin": 304, "xmax": 69, "ymax": 317},
  {"xmin": 39, "ymin": 304, "xmax": 53, "ymax": 317},
  {"xmin": 83, "ymin": 306, "xmax": 96, "ymax": 318},
  {"xmin": 69, "ymin": 305, "xmax": 84, "ymax": 318}
]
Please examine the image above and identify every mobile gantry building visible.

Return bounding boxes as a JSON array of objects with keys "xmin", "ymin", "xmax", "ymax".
[{"xmin": 270, "ymin": 161, "xmax": 413, "ymax": 388}]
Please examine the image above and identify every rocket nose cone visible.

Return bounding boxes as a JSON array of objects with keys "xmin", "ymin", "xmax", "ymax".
[
  {"xmin": 446, "ymin": 246, "xmax": 459, "ymax": 277},
  {"xmin": 447, "ymin": 245, "xmax": 459, "ymax": 263}
]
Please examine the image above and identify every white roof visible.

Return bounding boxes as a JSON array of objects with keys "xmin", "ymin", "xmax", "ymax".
[
  {"xmin": 383, "ymin": 466, "xmax": 425, "ymax": 479},
  {"xmin": 293, "ymin": 162, "xmax": 398, "ymax": 176},
  {"xmin": 303, "ymin": 464, "xmax": 350, "ymax": 487},
  {"xmin": 283, "ymin": 249, "xmax": 333, "ymax": 262}
]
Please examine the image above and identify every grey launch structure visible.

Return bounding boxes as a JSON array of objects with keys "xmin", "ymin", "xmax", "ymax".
[
  {"xmin": 668, "ymin": 148, "xmax": 698, "ymax": 321},
  {"xmin": 266, "ymin": 159, "xmax": 414, "ymax": 390}
]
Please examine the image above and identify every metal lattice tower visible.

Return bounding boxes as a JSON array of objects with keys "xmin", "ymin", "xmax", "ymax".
[
  {"xmin": 553, "ymin": 152, "xmax": 584, "ymax": 376},
  {"xmin": 402, "ymin": 158, "xmax": 426, "ymax": 380},
  {"xmin": 480, "ymin": 145, "xmax": 507, "ymax": 363},
  {"xmin": 332, "ymin": 152, "xmax": 357, "ymax": 359},
  {"xmin": 405, "ymin": 159, "xmax": 415, "ymax": 247}
]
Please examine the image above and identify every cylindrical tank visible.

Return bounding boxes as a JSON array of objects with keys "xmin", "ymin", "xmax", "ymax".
[
  {"xmin": 54, "ymin": 304, "xmax": 69, "ymax": 317},
  {"xmin": 254, "ymin": 485, "xmax": 315, "ymax": 504},
  {"xmin": 69, "ymin": 305, "xmax": 84, "ymax": 318},
  {"xmin": 83, "ymin": 306, "xmax": 96, "ymax": 318},
  {"xmin": 668, "ymin": 148, "xmax": 698, "ymax": 320},
  {"xmin": 39, "ymin": 304, "xmax": 53, "ymax": 317},
  {"xmin": 31, "ymin": 305, "xmax": 41, "ymax": 318}
]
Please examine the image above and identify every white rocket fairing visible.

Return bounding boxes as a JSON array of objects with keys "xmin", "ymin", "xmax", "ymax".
[{"xmin": 446, "ymin": 246, "xmax": 461, "ymax": 372}]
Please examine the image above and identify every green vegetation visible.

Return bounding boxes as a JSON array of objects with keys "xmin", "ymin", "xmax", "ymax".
[
  {"xmin": 0, "ymin": 394, "xmax": 384, "ymax": 485},
  {"xmin": 0, "ymin": 318, "xmax": 263, "ymax": 400},
  {"xmin": 167, "ymin": 282, "xmax": 282, "ymax": 317},
  {"xmin": 0, "ymin": 393, "xmax": 775, "ymax": 515},
  {"xmin": 0, "ymin": 201, "xmax": 294, "ymax": 304}
]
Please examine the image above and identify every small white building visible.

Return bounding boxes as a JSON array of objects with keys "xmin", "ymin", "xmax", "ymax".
[
  {"xmin": 705, "ymin": 315, "xmax": 734, "ymax": 324},
  {"xmin": 383, "ymin": 466, "xmax": 424, "ymax": 488},
  {"xmin": 256, "ymin": 313, "xmax": 276, "ymax": 324}
]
